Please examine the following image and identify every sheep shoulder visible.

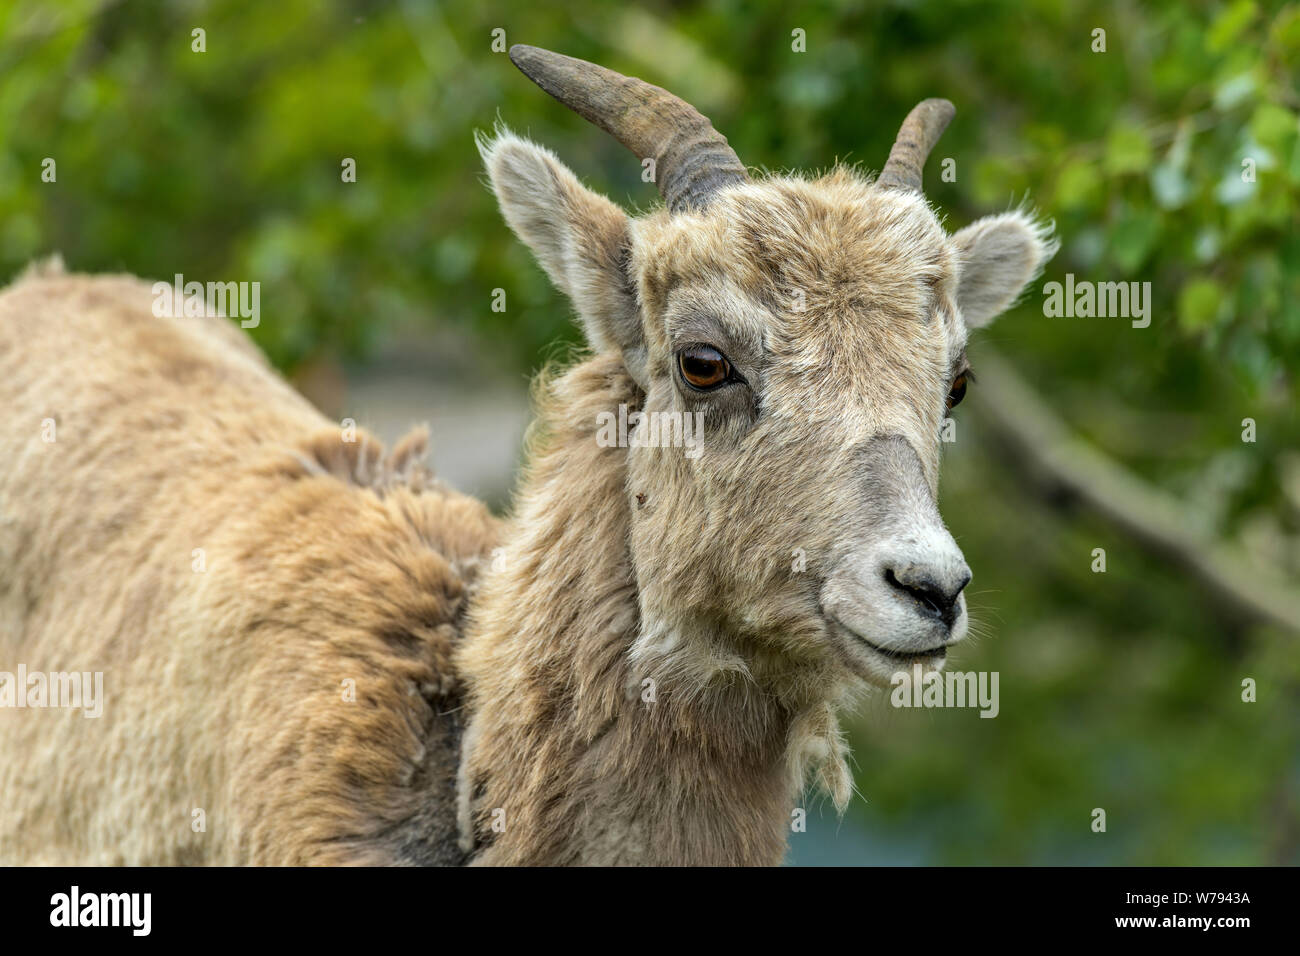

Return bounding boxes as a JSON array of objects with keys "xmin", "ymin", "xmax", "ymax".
[{"xmin": 0, "ymin": 268, "xmax": 499, "ymax": 865}]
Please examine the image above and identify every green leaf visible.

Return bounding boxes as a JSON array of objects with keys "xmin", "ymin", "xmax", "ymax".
[
  {"xmin": 1054, "ymin": 159, "xmax": 1103, "ymax": 209},
  {"xmin": 1207, "ymin": 0, "xmax": 1257, "ymax": 54},
  {"xmin": 1178, "ymin": 278, "xmax": 1224, "ymax": 332},
  {"xmin": 1109, "ymin": 211, "xmax": 1161, "ymax": 274},
  {"xmin": 1249, "ymin": 103, "xmax": 1297, "ymax": 154},
  {"xmin": 1105, "ymin": 124, "xmax": 1154, "ymax": 175},
  {"xmin": 1269, "ymin": 7, "xmax": 1300, "ymax": 70}
]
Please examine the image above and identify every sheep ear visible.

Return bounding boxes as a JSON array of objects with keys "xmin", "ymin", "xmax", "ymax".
[
  {"xmin": 951, "ymin": 211, "xmax": 1058, "ymax": 328},
  {"xmin": 478, "ymin": 129, "xmax": 647, "ymax": 385}
]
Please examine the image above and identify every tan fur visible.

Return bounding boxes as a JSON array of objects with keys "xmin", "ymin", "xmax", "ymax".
[
  {"xmin": 0, "ymin": 268, "xmax": 497, "ymax": 864},
  {"xmin": 0, "ymin": 122, "xmax": 1052, "ymax": 865},
  {"xmin": 456, "ymin": 135, "xmax": 1055, "ymax": 865}
]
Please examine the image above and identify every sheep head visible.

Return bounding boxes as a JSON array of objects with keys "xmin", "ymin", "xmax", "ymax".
[{"xmin": 480, "ymin": 45, "xmax": 1056, "ymax": 689}]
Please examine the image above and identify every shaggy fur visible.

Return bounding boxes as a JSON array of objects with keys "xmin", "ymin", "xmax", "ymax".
[
  {"xmin": 454, "ymin": 134, "xmax": 1055, "ymax": 865},
  {"xmin": 0, "ymin": 264, "xmax": 497, "ymax": 864},
  {"xmin": 0, "ymin": 125, "xmax": 1052, "ymax": 866}
]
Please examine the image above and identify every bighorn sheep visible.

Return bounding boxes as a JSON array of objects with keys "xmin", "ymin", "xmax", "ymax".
[{"xmin": 0, "ymin": 45, "xmax": 1054, "ymax": 865}]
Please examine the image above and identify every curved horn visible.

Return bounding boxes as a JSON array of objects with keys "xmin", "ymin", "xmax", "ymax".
[
  {"xmin": 508, "ymin": 44, "xmax": 748, "ymax": 214},
  {"xmin": 877, "ymin": 98, "xmax": 955, "ymax": 193}
]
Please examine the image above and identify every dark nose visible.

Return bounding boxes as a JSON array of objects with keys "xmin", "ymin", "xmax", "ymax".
[{"xmin": 883, "ymin": 565, "xmax": 971, "ymax": 630}]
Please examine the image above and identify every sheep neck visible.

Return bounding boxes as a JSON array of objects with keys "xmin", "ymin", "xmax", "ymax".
[{"xmin": 454, "ymin": 355, "xmax": 803, "ymax": 865}]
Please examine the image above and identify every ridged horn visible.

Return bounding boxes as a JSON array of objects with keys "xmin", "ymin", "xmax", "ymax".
[
  {"xmin": 508, "ymin": 44, "xmax": 749, "ymax": 214},
  {"xmin": 877, "ymin": 98, "xmax": 955, "ymax": 193}
]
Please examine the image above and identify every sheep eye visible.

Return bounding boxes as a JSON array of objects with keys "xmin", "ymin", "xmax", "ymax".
[
  {"xmin": 946, "ymin": 372, "xmax": 968, "ymax": 411},
  {"xmin": 679, "ymin": 345, "xmax": 732, "ymax": 390}
]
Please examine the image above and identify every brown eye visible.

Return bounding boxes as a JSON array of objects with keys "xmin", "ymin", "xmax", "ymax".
[
  {"xmin": 679, "ymin": 345, "xmax": 732, "ymax": 390},
  {"xmin": 946, "ymin": 372, "xmax": 968, "ymax": 411}
]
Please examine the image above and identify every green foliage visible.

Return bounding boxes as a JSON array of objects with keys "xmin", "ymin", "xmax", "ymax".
[{"xmin": 1, "ymin": 0, "xmax": 1296, "ymax": 864}]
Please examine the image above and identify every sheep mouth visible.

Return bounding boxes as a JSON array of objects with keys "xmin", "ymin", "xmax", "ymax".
[
  {"xmin": 858, "ymin": 639, "xmax": 947, "ymax": 663},
  {"xmin": 829, "ymin": 619, "xmax": 947, "ymax": 664}
]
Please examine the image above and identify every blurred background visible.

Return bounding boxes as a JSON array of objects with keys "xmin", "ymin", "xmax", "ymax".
[{"xmin": 1, "ymin": 0, "xmax": 1297, "ymax": 864}]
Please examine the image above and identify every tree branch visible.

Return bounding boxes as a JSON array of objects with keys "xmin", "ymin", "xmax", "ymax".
[{"xmin": 972, "ymin": 347, "xmax": 1300, "ymax": 635}]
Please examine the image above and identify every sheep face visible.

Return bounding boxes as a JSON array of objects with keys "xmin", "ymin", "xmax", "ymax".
[{"xmin": 480, "ymin": 38, "xmax": 1056, "ymax": 691}]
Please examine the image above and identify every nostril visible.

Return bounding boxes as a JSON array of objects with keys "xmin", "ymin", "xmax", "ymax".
[
  {"xmin": 883, "ymin": 567, "xmax": 967, "ymax": 629},
  {"xmin": 884, "ymin": 569, "xmax": 941, "ymax": 615}
]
